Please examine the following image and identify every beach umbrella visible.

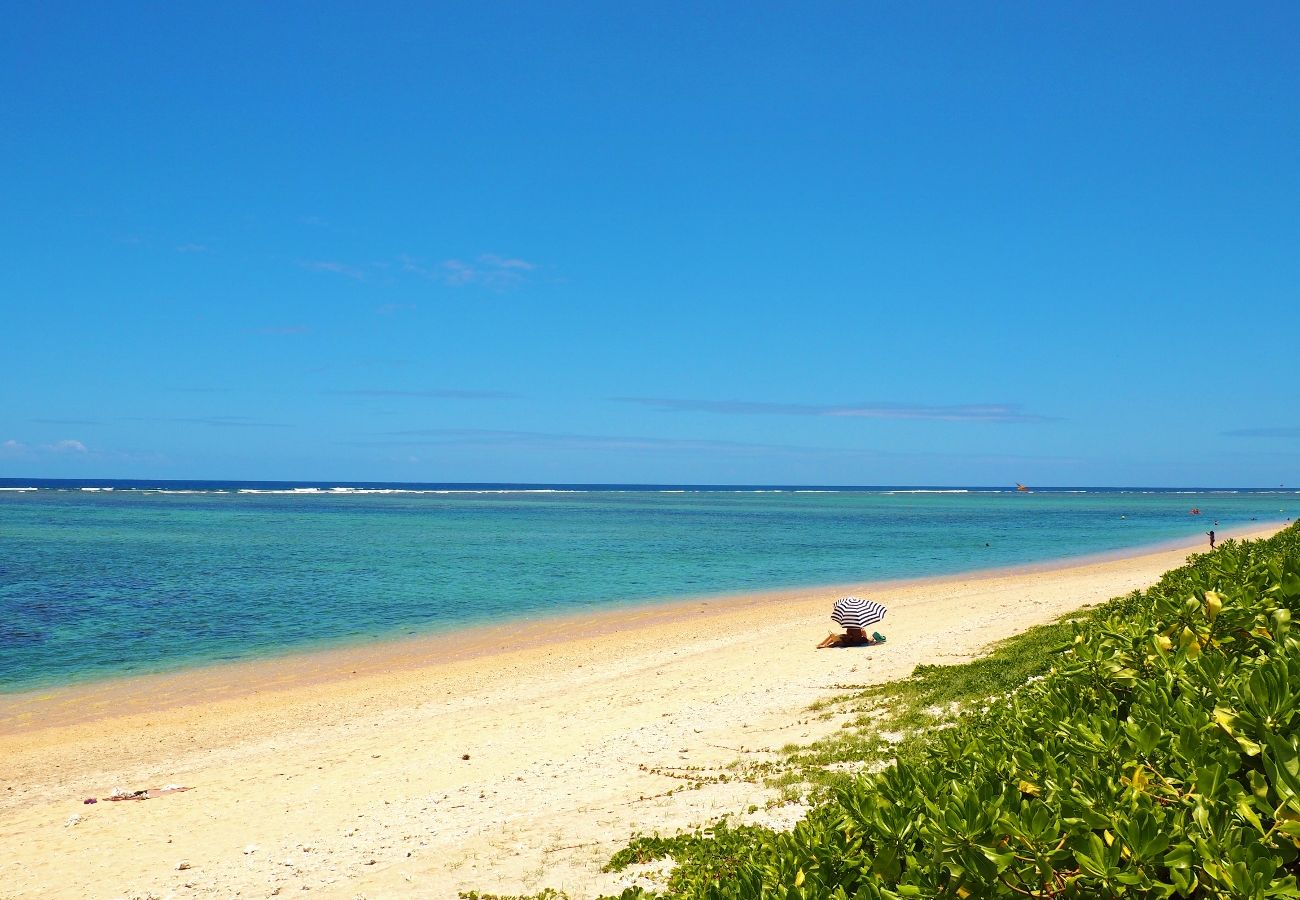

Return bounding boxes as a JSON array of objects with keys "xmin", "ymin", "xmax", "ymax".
[{"xmin": 831, "ymin": 597, "xmax": 887, "ymax": 630}]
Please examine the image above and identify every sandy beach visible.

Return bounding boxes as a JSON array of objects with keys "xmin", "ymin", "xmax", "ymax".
[{"xmin": 0, "ymin": 524, "xmax": 1281, "ymax": 899}]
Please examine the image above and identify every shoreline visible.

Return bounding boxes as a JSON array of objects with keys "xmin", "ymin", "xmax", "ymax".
[
  {"xmin": 2, "ymin": 520, "xmax": 1280, "ymax": 732},
  {"xmin": 0, "ymin": 523, "xmax": 1284, "ymax": 899},
  {"xmin": 0, "ymin": 521, "xmax": 1276, "ymax": 733}
]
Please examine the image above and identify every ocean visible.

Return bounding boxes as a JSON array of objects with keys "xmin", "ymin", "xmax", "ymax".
[{"xmin": 1, "ymin": 479, "xmax": 1293, "ymax": 692}]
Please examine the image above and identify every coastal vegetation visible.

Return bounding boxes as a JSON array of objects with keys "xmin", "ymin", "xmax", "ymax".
[{"xmin": 478, "ymin": 523, "xmax": 1300, "ymax": 898}]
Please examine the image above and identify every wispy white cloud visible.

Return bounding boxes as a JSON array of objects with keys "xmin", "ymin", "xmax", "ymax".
[
  {"xmin": 398, "ymin": 253, "xmax": 536, "ymax": 289},
  {"xmin": 176, "ymin": 242, "xmax": 208, "ymax": 253},
  {"xmin": 441, "ymin": 254, "xmax": 535, "ymax": 288},
  {"xmin": 1, "ymin": 438, "xmax": 90, "ymax": 457},
  {"xmin": 614, "ymin": 397, "xmax": 1054, "ymax": 424},
  {"xmin": 2, "ymin": 437, "xmax": 167, "ymax": 468},
  {"xmin": 298, "ymin": 253, "xmax": 538, "ymax": 289},
  {"xmin": 440, "ymin": 260, "xmax": 476, "ymax": 285},
  {"xmin": 299, "ymin": 259, "xmax": 365, "ymax": 280}
]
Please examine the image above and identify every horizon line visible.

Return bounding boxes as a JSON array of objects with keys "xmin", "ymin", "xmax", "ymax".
[{"xmin": 0, "ymin": 476, "xmax": 1291, "ymax": 492}]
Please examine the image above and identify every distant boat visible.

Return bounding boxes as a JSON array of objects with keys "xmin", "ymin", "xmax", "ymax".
[
  {"xmin": 1190, "ymin": 508, "xmax": 1201, "ymax": 515},
  {"xmin": 1015, "ymin": 483, "xmax": 1030, "ymax": 492}
]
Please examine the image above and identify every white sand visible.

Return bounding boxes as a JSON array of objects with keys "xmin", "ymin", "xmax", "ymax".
[{"xmin": 0, "ymin": 525, "xmax": 1279, "ymax": 899}]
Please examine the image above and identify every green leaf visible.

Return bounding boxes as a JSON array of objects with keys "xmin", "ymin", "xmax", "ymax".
[
  {"xmin": 1130, "ymin": 721, "xmax": 1162, "ymax": 755},
  {"xmin": 978, "ymin": 847, "xmax": 1015, "ymax": 872},
  {"xmin": 1164, "ymin": 843, "xmax": 1195, "ymax": 869},
  {"xmin": 1264, "ymin": 733, "xmax": 1300, "ymax": 809}
]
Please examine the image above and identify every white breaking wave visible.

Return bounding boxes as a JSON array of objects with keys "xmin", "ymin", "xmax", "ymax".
[
  {"xmin": 885, "ymin": 489, "xmax": 970, "ymax": 494},
  {"xmin": 236, "ymin": 488, "xmax": 327, "ymax": 495},
  {"xmin": 422, "ymin": 489, "xmax": 580, "ymax": 494}
]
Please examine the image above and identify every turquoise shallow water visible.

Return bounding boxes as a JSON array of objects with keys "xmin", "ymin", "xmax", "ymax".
[{"xmin": 0, "ymin": 482, "xmax": 1293, "ymax": 692}]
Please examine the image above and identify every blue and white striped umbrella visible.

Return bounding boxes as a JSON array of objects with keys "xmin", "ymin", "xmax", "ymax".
[{"xmin": 830, "ymin": 597, "xmax": 887, "ymax": 630}]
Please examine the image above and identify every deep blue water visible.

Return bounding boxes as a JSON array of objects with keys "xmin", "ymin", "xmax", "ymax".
[{"xmin": 1, "ymin": 479, "xmax": 1293, "ymax": 692}]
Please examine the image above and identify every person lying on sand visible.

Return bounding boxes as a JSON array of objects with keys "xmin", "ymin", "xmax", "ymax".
[{"xmin": 817, "ymin": 627, "xmax": 886, "ymax": 648}]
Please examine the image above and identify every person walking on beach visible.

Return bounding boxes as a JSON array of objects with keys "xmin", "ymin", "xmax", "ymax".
[{"xmin": 1208, "ymin": 530, "xmax": 1216, "ymax": 549}]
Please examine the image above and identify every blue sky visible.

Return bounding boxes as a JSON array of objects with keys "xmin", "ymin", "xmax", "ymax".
[{"xmin": 3, "ymin": 2, "xmax": 1297, "ymax": 486}]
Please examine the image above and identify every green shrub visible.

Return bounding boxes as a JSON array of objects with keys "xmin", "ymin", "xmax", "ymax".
[
  {"xmin": 601, "ymin": 525, "xmax": 1300, "ymax": 898},
  {"xmin": 603, "ymin": 821, "xmax": 777, "ymax": 894}
]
